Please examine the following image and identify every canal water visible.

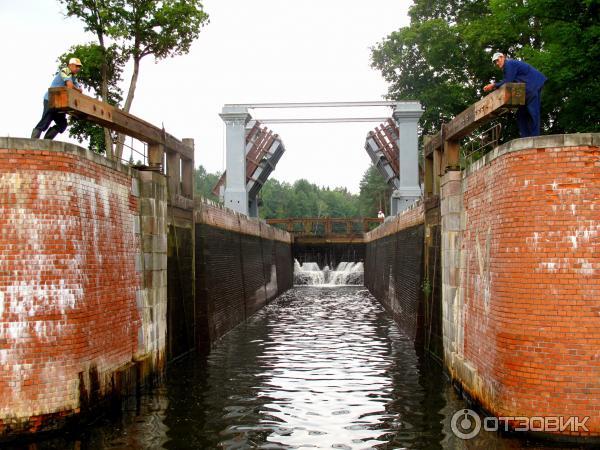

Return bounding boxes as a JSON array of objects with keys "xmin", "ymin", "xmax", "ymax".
[{"xmin": 12, "ymin": 283, "xmax": 586, "ymax": 449}]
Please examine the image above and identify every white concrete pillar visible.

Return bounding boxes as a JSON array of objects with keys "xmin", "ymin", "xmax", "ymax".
[
  {"xmin": 392, "ymin": 101, "xmax": 423, "ymax": 213},
  {"xmin": 220, "ymin": 105, "xmax": 251, "ymax": 215}
]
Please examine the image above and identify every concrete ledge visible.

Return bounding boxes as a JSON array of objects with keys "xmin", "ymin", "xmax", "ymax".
[
  {"xmin": 364, "ymin": 200, "xmax": 424, "ymax": 243},
  {"xmin": 0, "ymin": 137, "xmax": 136, "ymax": 178},
  {"xmin": 195, "ymin": 198, "xmax": 292, "ymax": 244},
  {"xmin": 464, "ymin": 133, "xmax": 600, "ymax": 177}
]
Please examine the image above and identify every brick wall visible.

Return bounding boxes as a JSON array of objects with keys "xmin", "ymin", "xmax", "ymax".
[
  {"xmin": 194, "ymin": 201, "xmax": 293, "ymax": 351},
  {"xmin": 0, "ymin": 139, "xmax": 162, "ymax": 437},
  {"xmin": 443, "ymin": 134, "xmax": 600, "ymax": 438},
  {"xmin": 364, "ymin": 203, "xmax": 426, "ymax": 341}
]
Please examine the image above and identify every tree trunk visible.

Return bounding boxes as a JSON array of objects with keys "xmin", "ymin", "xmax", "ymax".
[
  {"xmin": 115, "ymin": 56, "xmax": 140, "ymax": 160},
  {"xmin": 97, "ymin": 32, "xmax": 113, "ymax": 159}
]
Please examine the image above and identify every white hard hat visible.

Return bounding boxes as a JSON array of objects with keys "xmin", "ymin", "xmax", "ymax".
[
  {"xmin": 68, "ymin": 57, "xmax": 82, "ymax": 66},
  {"xmin": 492, "ymin": 52, "xmax": 504, "ymax": 62}
]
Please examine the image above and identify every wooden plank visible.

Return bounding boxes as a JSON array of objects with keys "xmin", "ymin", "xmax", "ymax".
[
  {"xmin": 48, "ymin": 87, "xmax": 193, "ymax": 160},
  {"xmin": 423, "ymin": 83, "xmax": 525, "ymax": 156},
  {"xmin": 424, "ymin": 133, "xmax": 443, "ymax": 157}
]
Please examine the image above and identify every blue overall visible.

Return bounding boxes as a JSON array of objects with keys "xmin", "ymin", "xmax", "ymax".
[
  {"xmin": 32, "ymin": 68, "xmax": 81, "ymax": 139},
  {"xmin": 494, "ymin": 59, "xmax": 547, "ymax": 137}
]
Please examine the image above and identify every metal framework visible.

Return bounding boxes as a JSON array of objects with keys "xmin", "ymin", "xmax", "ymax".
[
  {"xmin": 212, "ymin": 120, "xmax": 285, "ymax": 216},
  {"xmin": 226, "ymin": 101, "xmax": 398, "ymax": 109},
  {"xmin": 219, "ymin": 100, "xmax": 423, "ymax": 217},
  {"xmin": 365, "ymin": 118, "xmax": 400, "ymax": 189},
  {"xmin": 258, "ymin": 117, "xmax": 392, "ymax": 124}
]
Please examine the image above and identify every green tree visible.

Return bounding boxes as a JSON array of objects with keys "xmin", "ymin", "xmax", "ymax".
[
  {"xmin": 113, "ymin": 0, "xmax": 209, "ymax": 159},
  {"xmin": 194, "ymin": 165, "xmax": 220, "ymax": 202},
  {"xmin": 59, "ymin": 0, "xmax": 210, "ymax": 159},
  {"xmin": 358, "ymin": 165, "xmax": 391, "ymax": 217},
  {"xmin": 371, "ymin": 0, "xmax": 599, "ymax": 139},
  {"xmin": 59, "ymin": 0, "xmax": 122, "ymax": 156},
  {"xmin": 193, "ymin": 168, "xmax": 389, "ymax": 219}
]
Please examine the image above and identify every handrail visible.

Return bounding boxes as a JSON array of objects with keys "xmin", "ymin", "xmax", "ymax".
[{"xmin": 422, "ymin": 82, "xmax": 525, "ymax": 197}]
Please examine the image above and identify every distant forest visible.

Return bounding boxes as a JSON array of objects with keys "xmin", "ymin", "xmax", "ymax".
[{"xmin": 194, "ymin": 165, "xmax": 391, "ymax": 219}]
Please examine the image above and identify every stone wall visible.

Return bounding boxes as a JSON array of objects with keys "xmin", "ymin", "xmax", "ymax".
[
  {"xmin": 364, "ymin": 203, "xmax": 426, "ymax": 341},
  {"xmin": 194, "ymin": 201, "xmax": 293, "ymax": 352},
  {"xmin": 442, "ymin": 134, "xmax": 600, "ymax": 439}
]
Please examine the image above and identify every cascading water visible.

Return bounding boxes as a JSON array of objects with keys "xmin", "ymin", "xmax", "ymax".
[{"xmin": 293, "ymin": 259, "xmax": 364, "ymax": 286}]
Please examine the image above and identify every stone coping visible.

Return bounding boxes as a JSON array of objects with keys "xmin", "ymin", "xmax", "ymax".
[
  {"xmin": 0, "ymin": 137, "xmax": 136, "ymax": 177},
  {"xmin": 464, "ymin": 133, "xmax": 600, "ymax": 178},
  {"xmin": 364, "ymin": 200, "xmax": 425, "ymax": 243},
  {"xmin": 195, "ymin": 198, "xmax": 293, "ymax": 244}
]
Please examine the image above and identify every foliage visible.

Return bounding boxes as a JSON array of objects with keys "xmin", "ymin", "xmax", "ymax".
[
  {"xmin": 194, "ymin": 165, "xmax": 221, "ymax": 203},
  {"xmin": 358, "ymin": 165, "xmax": 392, "ymax": 217},
  {"xmin": 57, "ymin": 43, "xmax": 125, "ymax": 153},
  {"xmin": 193, "ymin": 164, "xmax": 390, "ymax": 219},
  {"xmin": 371, "ymin": 0, "xmax": 600, "ymax": 139},
  {"xmin": 58, "ymin": 0, "xmax": 210, "ymax": 157}
]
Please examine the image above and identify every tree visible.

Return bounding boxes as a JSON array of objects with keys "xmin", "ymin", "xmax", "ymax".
[
  {"xmin": 193, "ymin": 165, "xmax": 393, "ymax": 219},
  {"xmin": 371, "ymin": 0, "xmax": 599, "ymax": 141},
  {"xmin": 358, "ymin": 165, "xmax": 391, "ymax": 217},
  {"xmin": 58, "ymin": 43, "xmax": 125, "ymax": 153},
  {"xmin": 59, "ymin": 0, "xmax": 210, "ymax": 159},
  {"xmin": 194, "ymin": 165, "xmax": 220, "ymax": 202},
  {"xmin": 59, "ymin": 0, "xmax": 122, "ymax": 156},
  {"xmin": 113, "ymin": 0, "xmax": 209, "ymax": 159}
]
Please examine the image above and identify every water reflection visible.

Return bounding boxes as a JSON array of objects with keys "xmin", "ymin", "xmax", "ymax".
[{"xmin": 8, "ymin": 287, "xmax": 586, "ymax": 449}]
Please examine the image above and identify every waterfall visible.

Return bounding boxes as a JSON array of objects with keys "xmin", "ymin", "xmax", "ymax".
[{"xmin": 293, "ymin": 259, "xmax": 364, "ymax": 286}]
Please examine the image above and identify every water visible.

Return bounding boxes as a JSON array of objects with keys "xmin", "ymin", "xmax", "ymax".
[
  {"xmin": 10, "ymin": 287, "xmax": 586, "ymax": 449},
  {"xmin": 294, "ymin": 260, "xmax": 364, "ymax": 286}
]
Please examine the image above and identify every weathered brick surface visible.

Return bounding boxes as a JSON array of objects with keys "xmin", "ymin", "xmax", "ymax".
[
  {"xmin": 0, "ymin": 142, "xmax": 143, "ymax": 436},
  {"xmin": 452, "ymin": 135, "xmax": 600, "ymax": 437}
]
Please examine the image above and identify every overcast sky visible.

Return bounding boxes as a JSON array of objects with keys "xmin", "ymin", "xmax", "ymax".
[{"xmin": 0, "ymin": 0, "xmax": 411, "ymax": 193}]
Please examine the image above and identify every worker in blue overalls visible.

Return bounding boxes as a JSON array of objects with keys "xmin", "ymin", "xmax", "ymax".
[
  {"xmin": 484, "ymin": 52, "xmax": 547, "ymax": 137},
  {"xmin": 31, "ymin": 57, "xmax": 83, "ymax": 140}
]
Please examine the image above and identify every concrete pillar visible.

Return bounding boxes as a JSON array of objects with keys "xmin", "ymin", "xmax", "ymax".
[
  {"xmin": 393, "ymin": 101, "xmax": 423, "ymax": 213},
  {"xmin": 220, "ymin": 106, "xmax": 251, "ymax": 215}
]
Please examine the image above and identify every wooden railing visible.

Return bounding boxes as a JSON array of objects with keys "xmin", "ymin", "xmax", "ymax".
[
  {"xmin": 422, "ymin": 82, "xmax": 525, "ymax": 196},
  {"xmin": 266, "ymin": 217, "xmax": 383, "ymax": 237},
  {"xmin": 48, "ymin": 87, "xmax": 194, "ymax": 201}
]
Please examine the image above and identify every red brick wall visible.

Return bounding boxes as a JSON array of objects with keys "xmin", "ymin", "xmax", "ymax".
[
  {"xmin": 461, "ymin": 143, "xmax": 600, "ymax": 436},
  {"xmin": 0, "ymin": 146, "xmax": 142, "ymax": 433}
]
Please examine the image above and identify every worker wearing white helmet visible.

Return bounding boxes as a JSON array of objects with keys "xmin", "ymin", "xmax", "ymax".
[
  {"xmin": 484, "ymin": 52, "xmax": 547, "ymax": 137},
  {"xmin": 31, "ymin": 57, "xmax": 83, "ymax": 140}
]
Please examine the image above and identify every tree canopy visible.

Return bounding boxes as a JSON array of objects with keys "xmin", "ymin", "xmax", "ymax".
[
  {"xmin": 371, "ymin": 0, "xmax": 600, "ymax": 137},
  {"xmin": 59, "ymin": 0, "xmax": 209, "ymax": 156}
]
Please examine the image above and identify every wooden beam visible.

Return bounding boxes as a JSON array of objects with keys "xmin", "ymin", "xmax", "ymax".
[
  {"xmin": 48, "ymin": 87, "xmax": 193, "ymax": 160},
  {"xmin": 423, "ymin": 82, "xmax": 525, "ymax": 156}
]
